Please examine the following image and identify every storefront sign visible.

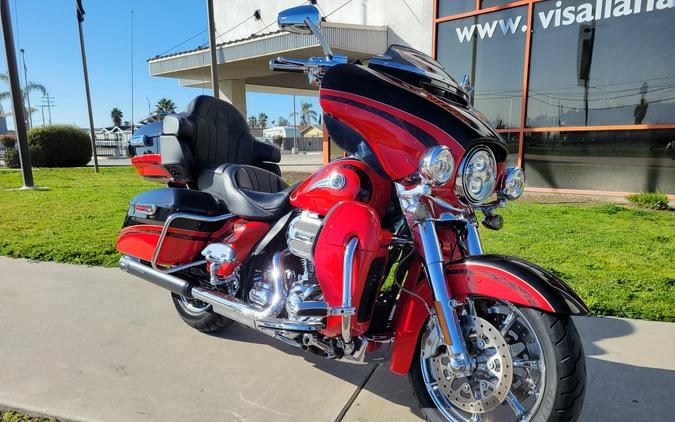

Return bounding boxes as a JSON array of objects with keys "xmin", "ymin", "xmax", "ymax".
[{"xmin": 456, "ymin": 0, "xmax": 673, "ymax": 42}]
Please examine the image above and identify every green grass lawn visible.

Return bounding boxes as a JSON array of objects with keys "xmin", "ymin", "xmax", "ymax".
[{"xmin": 0, "ymin": 167, "xmax": 673, "ymax": 321}]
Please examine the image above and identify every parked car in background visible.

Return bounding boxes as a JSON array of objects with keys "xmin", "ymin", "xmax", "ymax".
[{"xmin": 127, "ymin": 121, "xmax": 163, "ymax": 157}]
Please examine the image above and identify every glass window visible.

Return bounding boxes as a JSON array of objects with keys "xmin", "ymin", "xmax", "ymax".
[
  {"xmin": 437, "ymin": 6, "xmax": 527, "ymax": 129},
  {"xmin": 523, "ymin": 130, "xmax": 675, "ymax": 193},
  {"xmin": 481, "ymin": 1, "xmax": 517, "ymax": 8},
  {"xmin": 438, "ymin": 1, "xmax": 475, "ymax": 18},
  {"xmin": 527, "ymin": 0, "xmax": 675, "ymax": 127},
  {"xmin": 499, "ymin": 132, "xmax": 520, "ymax": 167}
]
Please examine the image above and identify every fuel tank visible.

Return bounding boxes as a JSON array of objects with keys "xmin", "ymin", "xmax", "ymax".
[
  {"xmin": 289, "ymin": 158, "xmax": 391, "ymax": 217},
  {"xmin": 319, "ymin": 62, "xmax": 507, "ymax": 182}
]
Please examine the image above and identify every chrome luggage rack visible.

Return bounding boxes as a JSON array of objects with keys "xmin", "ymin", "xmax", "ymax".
[{"xmin": 151, "ymin": 212, "xmax": 235, "ymax": 274}]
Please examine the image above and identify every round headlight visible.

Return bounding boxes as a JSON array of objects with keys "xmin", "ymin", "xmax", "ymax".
[
  {"xmin": 456, "ymin": 146, "xmax": 497, "ymax": 205},
  {"xmin": 500, "ymin": 167, "xmax": 525, "ymax": 200},
  {"xmin": 419, "ymin": 146, "xmax": 455, "ymax": 186}
]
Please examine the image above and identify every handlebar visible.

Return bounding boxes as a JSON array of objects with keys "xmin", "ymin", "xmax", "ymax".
[{"xmin": 269, "ymin": 55, "xmax": 349, "ymax": 85}]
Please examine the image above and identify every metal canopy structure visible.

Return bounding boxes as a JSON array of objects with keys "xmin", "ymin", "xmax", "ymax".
[{"xmin": 147, "ymin": 23, "xmax": 387, "ymax": 95}]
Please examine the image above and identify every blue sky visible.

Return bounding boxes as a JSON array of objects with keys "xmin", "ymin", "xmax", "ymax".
[{"xmin": 0, "ymin": 0, "xmax": 320, "ymax": 130}]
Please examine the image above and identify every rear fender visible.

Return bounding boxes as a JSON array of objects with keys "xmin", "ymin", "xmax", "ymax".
[{"xmin": 389, "ymin": 254, "xmax": 588, "ymax": 375}]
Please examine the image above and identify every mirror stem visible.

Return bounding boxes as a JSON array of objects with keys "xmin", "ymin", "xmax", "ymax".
[{"xmin": 306, "ymin": 18, "xmax": 333, "ymax": 60}]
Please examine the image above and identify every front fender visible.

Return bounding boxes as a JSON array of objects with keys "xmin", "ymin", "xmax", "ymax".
[{"xmin": 389, "ymin": 254, "xmax": 587, "ymax": 375}]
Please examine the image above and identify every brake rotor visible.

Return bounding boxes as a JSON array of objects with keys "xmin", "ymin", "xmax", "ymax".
[{"xmin": 430, "ymin": 316, "xmax": 513, "ymax": 413}]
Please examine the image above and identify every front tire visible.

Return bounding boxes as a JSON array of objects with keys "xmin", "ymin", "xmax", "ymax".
[
  {"xmin": 409, "ymin": 300, "xmax": 586, "ymax": 422},
  {"xmin": 171, "ymin": 293, "xmax": 233, "ymax": 333}
]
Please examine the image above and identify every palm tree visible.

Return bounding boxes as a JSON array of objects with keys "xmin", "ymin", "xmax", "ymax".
[
  {"xmin": 111, "ymin": 108, "xmax": 123, "ymax": 127},
  {"xmin": 289, "ymin": 101, "xmax": 318, "ymax": 126},
  {"xmin": 257, "ymin": 112, "xmax": 268, "ymax": 128},
  {"xmin": 247, "ymin": 115, "xmax": 258, "ymax": 128},
  {"xmin": 0, "ymin": 72, "xmax": 47, "ymax": 128},
  {"xmin": 154, "ymin": 98, "xmax": 176, "ymax": 114}
]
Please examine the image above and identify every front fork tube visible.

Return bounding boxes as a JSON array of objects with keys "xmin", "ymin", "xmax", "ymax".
[{"xmin": 418, "ymin": 219, "xmax": 474, "ymax": 374}]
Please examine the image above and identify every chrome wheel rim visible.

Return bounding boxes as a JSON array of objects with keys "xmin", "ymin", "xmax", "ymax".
[
  {"xmin": 420, "ymin": 299, "xmax": 546, "ymax": 422},
  {"xmin": 179, "ymin": 295, "xmax": 211, "ymax": 315}
]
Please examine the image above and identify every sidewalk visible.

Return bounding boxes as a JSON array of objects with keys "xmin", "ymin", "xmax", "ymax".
[{"xmin": 1, "ymin": 257, "xmax": 673, "ymax": 421}]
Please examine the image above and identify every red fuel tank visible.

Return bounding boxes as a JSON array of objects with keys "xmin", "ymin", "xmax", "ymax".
[{"xmin": 289, "ymin": 159, "xmax": 391, "ymax": 216}]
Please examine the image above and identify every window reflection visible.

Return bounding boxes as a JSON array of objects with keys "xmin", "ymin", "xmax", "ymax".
[
  {"xmin": 438, "ymin": 1, "xmax": 475, "ymax": 18},
  {"xmin": 481, "ymin": 1, "xmax": 517, "ymax": 8},
  {"xmin": 437, "ymin": 7, "xmax": 527, "ymax": 129},
  {"xmin": 524, "ymin": 130, "xmax": 675, "ymax": 192},
  {"xmin": 527, "ymin": 0, "xmax": 675, "ymax": 127}
]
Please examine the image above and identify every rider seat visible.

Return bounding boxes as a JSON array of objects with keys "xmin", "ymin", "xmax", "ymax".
[{"xmin": 160, "ymin": 96, "xmax": 292, "ymax": 220}]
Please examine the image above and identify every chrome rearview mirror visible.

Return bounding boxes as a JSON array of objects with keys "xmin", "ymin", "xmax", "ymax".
[
  {"xmin": 277, "ymin": 5, "xmax": 333, "ymax": 60},
  {"xmin": 278, "ymin": 5, "xmax": 322, "ymax": 35}
]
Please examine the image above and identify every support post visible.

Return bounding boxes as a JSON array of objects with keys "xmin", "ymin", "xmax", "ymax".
[
  {"xmin": 75, "ymin": 0, "xmax": 99, "ymax": 173},
  {"xmin": 206, "ymin": 0, "xmax": 219, "ymax": 98},
  {"xmin": 0, "ymin": 0, "xmax": 34, "ymax": 187}
]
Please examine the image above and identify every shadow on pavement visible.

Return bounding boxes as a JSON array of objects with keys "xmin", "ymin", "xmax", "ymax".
[{"xmin": 210, "ymin": 316, "xmax": 674, "ymax": 421}]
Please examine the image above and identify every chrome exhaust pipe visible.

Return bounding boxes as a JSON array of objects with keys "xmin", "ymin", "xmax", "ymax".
[{"xmin": 119, "ymin": 254, "xmax": 320, "ymax": 333}]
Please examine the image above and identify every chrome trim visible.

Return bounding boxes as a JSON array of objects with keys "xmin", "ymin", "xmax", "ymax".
[
  {"xmin": 201, "ymin": 243, "xmax": 236, "ymax": 265},
  {"xmin": 342, "ymin": 237, "xmax": 359, "ymax": 345},
  {"xmin": 465, "ymin": 223, "xmax": 483, "ymax": 255},
  {"xmin": 151, "ymin": 212, "xmax": 235, "ymax": 273},
  {"xmin": 307, "ymin": 172, "xmax": 346, "ymax": 192}
]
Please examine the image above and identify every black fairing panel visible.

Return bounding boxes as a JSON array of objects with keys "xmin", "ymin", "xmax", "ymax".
[
  {"xmin": 123, "ymin": 188, "xmax": 227, "ymax": 232},
  {"xmin": 320, "ymin": 63, "xmax": 507, "ymax": 160},
  {"xmin": 451, "ymin": 254, "xmax": 589, "ymax": 315}
]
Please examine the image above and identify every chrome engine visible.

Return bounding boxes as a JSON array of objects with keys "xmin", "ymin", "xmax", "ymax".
[
  {"xmin": 248, "ymin": 255, "xmax": 326, "ymax": 323},
  {"xmin": 287, "ymin": 211, "xmax": 322, "ymax": 260}
]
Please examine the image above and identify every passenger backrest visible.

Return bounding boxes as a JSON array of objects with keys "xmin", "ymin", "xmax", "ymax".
[{"xmin": 161, "ymin": 96, "xmax": 281, "ymax": 180}]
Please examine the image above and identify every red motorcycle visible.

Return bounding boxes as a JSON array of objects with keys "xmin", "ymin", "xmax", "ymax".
[{"xmin": 118, "ymin": 5, "xmax": 587, "ymax": 421}]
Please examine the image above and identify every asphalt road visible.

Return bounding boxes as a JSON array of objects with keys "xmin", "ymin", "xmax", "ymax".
[{"xmin": 1, "ymin": 257, "xmax": 673, "ymax": 421}]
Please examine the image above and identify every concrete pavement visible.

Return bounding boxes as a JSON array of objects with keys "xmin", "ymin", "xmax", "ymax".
[{"xmin": 1, "ymin": 257, "xmax": 673, "ymax": 421}]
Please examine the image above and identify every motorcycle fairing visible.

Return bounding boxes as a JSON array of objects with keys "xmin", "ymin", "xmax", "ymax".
[
  {"xmin": 388, "ymin": 254, "xmax": 589, "ymax": 375},
  {"xmin": 320, "ymin": 63, "xmax": 507, "ymax": 181},
  {"xmin": 313, "ymin": 200, "xmax": 391, "ymax": 338},
  {"xmin": 289, "ymin": 158, "xmax": 391, "ymax": 217}
]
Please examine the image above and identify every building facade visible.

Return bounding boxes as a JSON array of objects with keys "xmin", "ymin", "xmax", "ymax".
[{"xmin": 148, "ymin": 0, "xmax": 675, "ymax": 195}]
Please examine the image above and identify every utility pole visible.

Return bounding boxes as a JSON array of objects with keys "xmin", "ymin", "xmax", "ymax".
[
  {"xmin": 75, "ymin": 0, "xmax": 99, "ymax": 173},
  {"xmin": 0, "ymin": 0, "xmax": 34, "ymax": 187},
  {"xmin": 206, "ymin": 0, "xmax": 219, "ymax": 98},
  {"xmin": 130, "ymin": 9, "xmax": 134, "ymax": 133},
  {"xmin": 19, "ymin": 48, "xmax": 31, "ymax": 129},
  {"xmin": 146, "ymin": 97, "xmax": 151, "ymax": 116},
  {"xmin": 40, "ymin": 104, "xmax": 45, "ymax": 126},
  {"xmin": 292, "ymin": 95, "xmax": 298, "ymax": 154},
  {"xmin": 42, "ymin": 94, "xmax": 54, "ymax": 125}
]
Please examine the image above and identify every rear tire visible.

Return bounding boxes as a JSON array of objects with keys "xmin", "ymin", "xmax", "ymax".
[
  {"xmin": 171, "ymin": 293, "xmax": 233, "ymax": 333},
  {"xmin": 409, "ymin": 305, "xmax": 586, "ymax": 422}
]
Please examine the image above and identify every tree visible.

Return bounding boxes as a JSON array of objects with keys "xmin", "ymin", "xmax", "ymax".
[
  {"xmin": 0, "ymin": 72, "xmax": 47, "ymax": 128},
  {"xmin": 110, "ymin": 107, "xmax": 123, "ymax": 127},
  {"xmin": 247, "ymin": 115, "xmax": 258, "ymax": 128},
  {"xmin": 257, "ymin": 112, "xmax": 268, "ymax": 128},
  {"xmin": 276, "ymin": 116, "xmax": 289, "ymax": 126},
  {"xmin": 289, "ymin": 101, "xmax": 318, "ymax": 126},
  {"xmin": 154, "ymin": 98, "xmax": 176, "ymax": 114}
]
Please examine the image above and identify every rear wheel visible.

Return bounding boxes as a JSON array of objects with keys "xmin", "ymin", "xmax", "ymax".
[
  {"xmin": 171, "ymin": 293, "xmax": 233, "ymax": 333},
  {"xmin": 409, "ymin": 298, "xmax": 585, "ymax": 422}
]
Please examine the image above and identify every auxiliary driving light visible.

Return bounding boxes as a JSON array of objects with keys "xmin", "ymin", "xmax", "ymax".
[
  {"xmin": 500, "ymin": 167, "xmax": 526, "ymax": 200},
  {"xmin": 419, "ymin": 146, "xmax": 455, "ymax": 186}
]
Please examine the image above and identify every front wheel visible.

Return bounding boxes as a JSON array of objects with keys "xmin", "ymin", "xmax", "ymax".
[
  {"xmin": 409, "ymin": 299, "xmax": 586, "ymax": 422},
  {"xmin": 171, "ymin": 293, "xmax": 233, "ymax": 333}
]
